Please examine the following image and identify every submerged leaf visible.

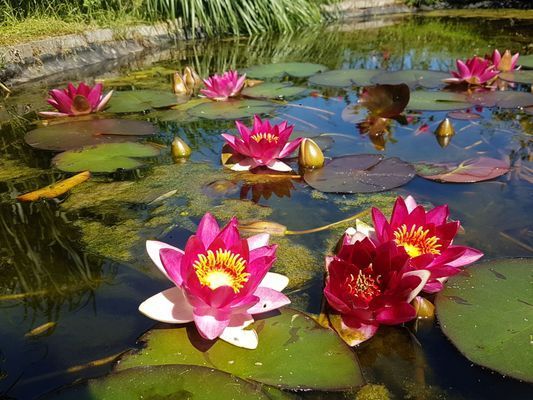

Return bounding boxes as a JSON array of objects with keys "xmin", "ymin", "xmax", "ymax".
[
  {"xmin": 415, "ymin": 157, "xmax": 510, "ymax": 183},
  {"xmin": 17, "ymin": 171, "xmax": 91, "ymax": 201},
  {"xmin": 359, "ymin": 84, "xmax": 410, "ymax": 118},
  {"xmin": 242, "ymin": 63, "xmax": 327, "ymax": 79}
]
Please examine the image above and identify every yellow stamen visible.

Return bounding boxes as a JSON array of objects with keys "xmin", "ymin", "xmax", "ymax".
[
  {"xmin": 193, "ymin": 249, "xmax": 249, "ymax": 293},
  {"xmin": 345, "ymin": 269, "xmax": 381, "ymax": 302},
  {"xmin": 250, "ymin": 132, "xmax": 279, "ymax": 143},
  {"xmin": 393, "ymin": 224, "xmax": 441, "ymax": 258}
]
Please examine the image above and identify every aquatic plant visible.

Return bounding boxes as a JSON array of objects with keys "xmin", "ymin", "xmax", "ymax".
[
  {"xmin": 221, "ymin": 115, "xmax": 303, "ymax": 172},
  {"xmin": 39, "ymin": 82, "xmax": 113, "ymax": 118},
  {"xmin": 139, "ymin": 213, "xmax": 290, "ymax": 348},
  {"xmin": 200, "ymin": 70, "xmax": 246, "ymax": 101},
  {"xmin": 490, "ymin": 49, "xmax": 520, "ymax": 72},
  {"xmin": 443, "ymin": 56, "xmax": 499, "ymax": 86}
]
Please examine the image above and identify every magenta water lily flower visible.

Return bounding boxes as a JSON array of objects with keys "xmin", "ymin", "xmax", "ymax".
[
  {"xmin": 371, "ymin": 196, "xmax": 483, "ymax": 293},
  {"xmin": 200, "ymin": 70, "xmax": 246, "ymax": 101},
  {"xmin": 491, "ymin": 49, "xmax": 520, "ymax": 72},
  {"xmin": 221, "ymin": 115, "xmax": 303, "ymax": 172},
  {"xmin": 444, "ymin": 56, "xmax": 499, "ymax": 86},
  {"xmin": 139, "ymin": 213, "xmax": 290, "ymax": 349},
  {"xmin": 39, "ymin": 82, "xmax": 113, "ymax": 118}
]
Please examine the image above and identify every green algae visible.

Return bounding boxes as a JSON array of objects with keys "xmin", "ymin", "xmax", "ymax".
[
  {"xmin": 0, "ymin": 157, "xmax": 42, "ymax": 182},
  {"xmin": 355, "ymin": 384, "xmax": 391, "ymax": 400},
  {"xmin": 333, "ymin": 192, "xmax": 398, "ymax": 214}
]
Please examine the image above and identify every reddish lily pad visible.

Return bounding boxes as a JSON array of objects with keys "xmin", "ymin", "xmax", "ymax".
[
  {"xmin": 436, "ymin": 258, "xmax": 533, "ymax": 383},
  {"xmin": 117, "ymin": 308, "xmax": 363, "ymax": 391},
  {"xmin": 242, "ymin": 82, "xmax": 307, "ymax": 100},
  {"xmin": 499, "ymin": 70, "xmax": 533, "ymax": 85},
  {"xmin": 24, "ymin": 119, "xmax": 156, "ymax": 151},
  {"xmin": 358, "ymin": 84, "xmax": 410, "ymax": 118},
  {"xmin": 187, "ymin": 99, "xmax": 276, "ymax": 120},
  {"xmin": 242, "ymin": 63, "xmax": 327, "ymax": 79},
  {"xmin": 415, "ymin": 157, "xmax": 510, "ymax": 183},
  {"xmin": 304, "ymin": 154, "xmax": 415, "ymax": 193},
  {"xmin": 468, "ymin": 90, "xmax": 533, "ymax": 109},
  {"xmin": 106, "ymin": 90, "xmax": 186, "ymax": 113},
  {"xmin": 447, "ymin": 111, "xmax": 481, "ymax": 120},
  {"xmin": 407, "ymin": 91, "xmax": 470, "ymax": 111},
  {"xmin": 308, "ymin": 69, "xmax": 380, "ymax": 88},
  {"xmin": 371, "ymin": 70, "xmax": 449, "ymax": 89}
]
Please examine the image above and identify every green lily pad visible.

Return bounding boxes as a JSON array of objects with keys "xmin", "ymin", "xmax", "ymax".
[
  {"xmin": 519, "ymin": 54, "xmax": 533, "ymax": 69},
  {"xmin": 303, "ymin": 154, "xmax": 415, "ymax": 194},
  {"xmin": 407, "ymin": 91, "xmax": 470, "ymax": 111},
  {"xmin": 436, "ymin": 258, "xmax": 533, "ymax": 383},
  {"xmin": 499, "ymin": 70, "xmax": 533, "ymax": 85},
  {"xmin": 187, "ymin": 99, "xmax": 276, "ymax": 120},
  {"xmin": 117, "ymin": 308, "xmax": 363, "ymax": 391},
  {"xmin": 371, "ymin": 70, "xmax": 449, "ymax": 89},
  {"xmin": 45, "ymin": 365, "xmax": 284, "ymax": 399},
  {"xmin": 242, "ymin": 63, "xmax": 327, "ymax": 79},
  {"xmin": 106, "ymin": 90, "xmax": 186, "ymax": 113},
  {"xmin": 52, "ymin": 142, "xmax": 161, "ymax": 173},
  {"xmin": 242, "ymin": 83, "xmax": 307, "ymax": 100},
  {"xmin": 308, "ymin": 69, "xmax": 380, "ymax": 88},
  {"xmin": 25, "ymin": 119, "xmax": 156, "ymax": 151}
]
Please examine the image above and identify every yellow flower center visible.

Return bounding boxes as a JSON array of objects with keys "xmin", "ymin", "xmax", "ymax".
[
  {"xmin": 193, "ymin": 249, "xmax": 249, "ymax": 293},
  {"xmin": 250, "ymin": 132, "xmax": 279, "ymax": 144},
  {"xmin": 345, "ymin": 269, "xmax": 381, "ymax": 302},
  {"xmin": 393, "ymin": 224, "xmax": 442, "ymax": 258}
]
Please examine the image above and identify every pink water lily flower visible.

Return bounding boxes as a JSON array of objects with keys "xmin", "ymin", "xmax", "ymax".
[
  {"xmin": 371, "ymin": 196, "xmax": 483, "ymax": 293},
  {"xmin": 139, "ymin": 213, "xmax": 290, "ymax": 349},
  {"xmin": 324, "ymin": 237, "xmax": 430, "ymax": 345},
  {"xmin": 39, "ymin": 82, "xmax": 113, "ymax": 118},
  {"xmin": 221, "ymin": 115, "xmax": 303, "ymax": 172},
  {"xmin": 200, "ymin": 70, "xmax": 246, "ymax": 101},
  {"xmin": 491, "ymin": 49, "xmax": 520, "ymax": 72},
  {"xmin": 444, "ymin": 56, "xmax": 499, "ymax": 86}
]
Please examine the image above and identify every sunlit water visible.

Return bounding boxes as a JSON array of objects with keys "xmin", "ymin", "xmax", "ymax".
[{"xmin": 0, "ymin": 14, "xmax": 532, "ymax": 399}]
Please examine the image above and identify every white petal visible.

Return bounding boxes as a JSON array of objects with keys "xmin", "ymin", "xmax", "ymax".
[
  {"xmin": 230, "ymin": 159, "xmax": 257, "ymax": 171},
  {"xmin": 139, "ymin": 287, "xmax": 194, "ymax": 324},
  {"xmin": 266, "ymin": 159, "xmax": 293, "ymax": 172},
  {"xmin": 146, "ymin": 240, "xmax": 184, "ymax": 280},
  {"xmin": 355, "ymin": 219, "xmax": 375, "ymax": 238},
  {"xmin": 246, "ymin": 233, "xmax": 270, "ymax": 250},
  {"xmin": 219, "ymin": 327, "xmax": 258, "ymax": 349},
  {"xmin": 404, "ymin": 195, "xmax": 418, "ymax": 213},
  {"xmin": 259, "ymin": 272, "xmax": 289, "ymax": 291},
  {"xmin": 403, "ymin": 270, "xmax": 431, "ymax": 303}
]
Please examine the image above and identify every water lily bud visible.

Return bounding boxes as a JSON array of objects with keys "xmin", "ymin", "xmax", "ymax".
[
  {"xmin": 412, "ymin": 296, "xmax": 435, "ymax": 319},
  {"xmin": 172, "ymin": 72, "xmax": 187, "ymax": 95},
  {"xmin": 171, "ymin": 137, "xmax": 192, "ymax": 160},
  {"xmin": 238, "ymin": 220, "xmax": 287, "ymax": 236},
  {"xmin": 298, "ymin": 138, "xmax": 324, "ymax": 169},
  {"xmin": 436, "ymin": 135, "xmax": 452, "ymax": 148},
  {"xmin": 184, "ymin": 66, "xmax": 201, "ymax": 91},
  {"xmin": 434, "ymin": 118, "xmax": 455, "ymax": 137}
]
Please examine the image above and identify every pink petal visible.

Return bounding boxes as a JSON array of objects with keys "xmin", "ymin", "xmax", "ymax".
[
  {"xmin": 404, "ymin": 195, "xmax": 418, "ymax": 213},
  {"xmin": 87, "ymin": 83, "xmax": 103, "ymax": 109},
  {"xmin": 265, "ymin": 159, "xmax": 293, "ymax": 172},
  {"xmin": 259, "ymin": 272, "xmax": 289, "ymax": 291},
  {"xmin": 441, "ymin": 246, "xmax": 483, "ymax": 268},
  {"xmin": 217, "ymin": 217, "xmax": 240, "ymax": 248},
  {"xmin": 193, "ymin": 311, "xmax": 231, "ymax": 340},
  {"xmin": 278, "ymin": 137, "xmax": 303, "ymax": 159},
  {"xmin": 371, "ymin": 207, "xmax": 389, "ymax": 242},
  {"xmin": 159, "ymin": 247, "xmax": 186, "ymax": 286},
  {"xmin": 138, "ymin": 287, "xmax": 194, "ymax": 323},
  {"xmin": 96, "ymin": 90, "xmax": 113, "ymax": 112},
  {"xmin": 456, "ymin": 60, "xmax": 471, "ymax": 79},
  {"xmin": 196, "ymin": 213, "xmax": 220, "ymax": 249},
  {"xmin": 247, "ymin": 287, "xmax": 291, "ymax": 314},
  {"xmin": 146, "ymin": 240, "xmax": 184, "ymax": 283},
  {"xmin": 49, "ymin": 89, "xmax": 73, "ymax": 114},
  {"xmin": 341, "ymin": 315, "xmax": 379, "ymax": 345},
  {"xmin": 38, "ymin": 111, "xmax": 70, "ymax": 118},
  {"xmin": 375, "ymin": 302, "xmax": 417, "ymax": 325},
  {"xmin": 247, "ymin": 233, "xmax": 270, "ymax": 250}
]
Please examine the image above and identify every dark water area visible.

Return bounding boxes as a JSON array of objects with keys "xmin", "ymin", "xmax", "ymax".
[{"xmin": 0, "ymin": 13, "xmax": 532, "ymax": 399}]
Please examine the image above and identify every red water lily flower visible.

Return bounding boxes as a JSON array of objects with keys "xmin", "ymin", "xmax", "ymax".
[
  {"xmin": 200, "ymin": 70, "xmax": 246, "ymax": 101},
  {"xmin": 139, "ymin": 213, "xmax": 290, "ymax": 349},
  {"xmin": 39, "ymin": 82, "xmax": 113, "ymax": 118},
  {"xmin": 444, "ymin": 56, "xmax": 499, "ymax": 86},
  {"xmin": 371, "ymin": 196, "xmax": 483, "ymax": 293},
  {"xmin": 490, "ymin": 49, "xmax": 520, "ymax": 72},
  {"xmin": 324, "ymin": 237, "xmax": 429, "ymax": 345},
  {"xmin": 221, "ymin": 115, "xmax": 303, "ymax": 172}
]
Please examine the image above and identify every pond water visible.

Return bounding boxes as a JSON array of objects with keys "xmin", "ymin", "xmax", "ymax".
[{"xmin": 0, "ymin": 13, "xmax": 532, "ymax": 399}]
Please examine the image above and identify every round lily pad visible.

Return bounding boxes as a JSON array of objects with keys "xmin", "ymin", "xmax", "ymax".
[
  {"xmin": 308, "ymin": 69, "xmax": 380, "ymax": 88},
  {"xmin": 242, "ymin": 83, "xmax": 307, "ymax": 100},
  {"xmin": 407, "ymin": 91, "xmax": 470, "ymax": 111},
  {"xmin": 106, "ymin": 90, "xmax": 186, "ymax": 113},
  {"xmin": 304, "ymin": 154, "xmax": 415, "ymax": 193},
  {"xmin": 25, "ymin": 119, "xmax": 156, "ymax": 151},
  {"xmin": 499, "ymin": 70, "xmax": 533, "ymax": 85},
  {"xmin": 415, "ymin": 157, "xmax": 510, "ymax": 183},
  {"xmin": 45, "ymin": 365, "xmax": 280, "ymax": 399},
  {"xmin": 242, "ymin": 63, "xmax": 327, "ymax": 79},
  {"xmin": 117, "ymin": 308, "xmax": 363, "ymax": 391},
  {"xmin": 519, "ymin": 54, "xmax": 533, "ymax": 69},
  {"xmin": 371, "ymin": 70, "xmax": 449, "ymax": 89},
  {"xmin": 52, "ymin": 142, "xmax": 161, "ymax": 173},
  {"xmin": 187, "ymin": 99, "xmax": 276, "ymax": 120},
  {"xmin": 436, "ymin": 258, "xmax": 533, "ymax": 383}
]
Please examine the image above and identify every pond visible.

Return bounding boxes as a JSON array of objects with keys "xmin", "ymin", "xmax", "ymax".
[{"xmin": 0, "ymin": 12, "xmax": 532, "ymax": 400}]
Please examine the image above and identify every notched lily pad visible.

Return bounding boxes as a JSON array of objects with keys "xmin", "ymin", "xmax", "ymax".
[
  {"xmin": 415, "ymin": 157, "xmax": 510, "ymax": 183},
  {"xmin": 499, "ymin": 70, "xmax": 533, "ymax": 85},
  {"xmin": 242, "ymin": 83, "xmax": 307, "ymax": 100},
  {"xmin": 117, "ymin": 308, "xmax": 364, "ymax": 391},
  {"xmin": 304, "ymin": 154, "xmax": 415, "ymax": 193},
  {"xmin": 242, "ymin": 63, "xmax": 327, "ymax": 79},
  {"xmin": 52, "ymin": 142, "xmax": 161, "ymax": 173},
  {"xmin": 25, "ymin": 119, "xmax": 156, "ymax": 151},
  {"xmin": 106, "ymin": 90, "xmax": 186, "ymax": 113},
  {"xmin": 371, "ymin": 70, "xmax": 449, "ymax": 89},
  {"xmin": 436, "ymin": 258, "xmax": 533, "ymax": 383},
  {"xmin": 308, "ymin": 69, "xmax": 380, "ymax": 88},
  {"xmin": 407, "ymin": 91, "xmax": 470, "ymax": 111},
  {"xmin": 188, "ymin": 99, "xmax": 276, "ymax": 120}
]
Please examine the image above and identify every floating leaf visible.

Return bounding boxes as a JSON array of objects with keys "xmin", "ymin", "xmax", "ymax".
[
  {"xmin": 52, "ymin": 143, "xmax": 160, "ymax": 173},
  {"xmin": 45, "ymin": 365, "xmax": 284, "ymax": 399},
  {"xmin": 495, "ymin": 92, "xmax": 533, "ymax": 109},
  {"xmin": 304, "ymin": 154, "xmax": 415, "ymax": 193},
  {"xmin": 436, "ymin": 258, "xmax": 533, "ymax": 383},
  {"xmin": 242, "ymin": 83, "xmax": 307, "ymax": 100},
  {"xmin": 359, "ymin": 84, "xmax": 410, "ymax": 117},
  {"xmin": 106, "ymin": 90, "xmax": 186, "ymax": 113},
  {"xmin": 17, "ymin": 171, "xmax": 91, "ymax": 201},
  {"xmin": 242, "ymin": 63, "xmax": 327, "ymax": 79},
  {"xmin": 499, "ymin": 70, "xmax": 533, "ymax": 85},
  {"xmin": 371, "ymin": 70, "xmax": 449, "ymax": 89},
  {"xmin": 519, "ymin": 54, "xmax": 533, "ymax": 69},
  {"xmin": 24, "ymin": 119, "xmax": 156, "ymax": 151},
  {"xmin": 117, "ymin": 308, "xmax": 363, "ymax": 391},
  {"xmin": 447, "ymin": 111, "xmax": 481, "ymax": 120},
  {"xmin": 415, "ymin": 157, "xmax": 510, "ymax": 183},
  {"xmin": 407, "ymin": 91, "xmax": 470, "ymax": 111},
  {"xmin": 188, "ymin": 99, "xmax": 276, "ymax": 120},
  {"xmin": 308, "ymin": 69, "xmax": 380, "ymax": 88}
]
